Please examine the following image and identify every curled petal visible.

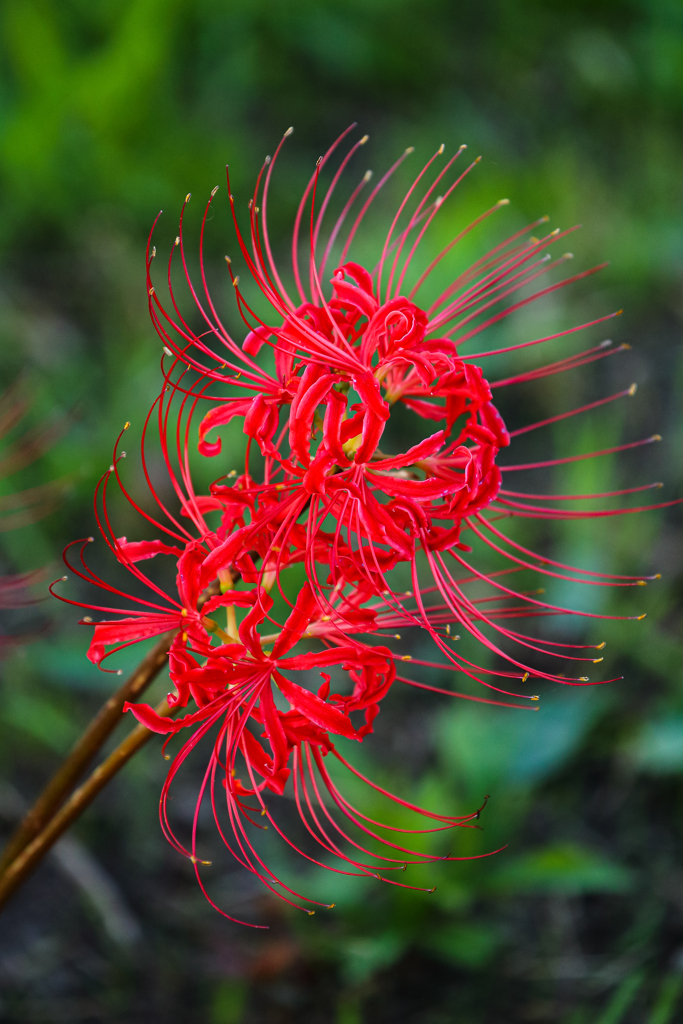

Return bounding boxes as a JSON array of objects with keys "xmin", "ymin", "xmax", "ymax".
[
  {"xmin": 198, "ymin": 399, "xmax": 253, "ymax": 457},
  {"xmin": 116, "ymin": 537, "xmax": 184, "ymax": 562}
]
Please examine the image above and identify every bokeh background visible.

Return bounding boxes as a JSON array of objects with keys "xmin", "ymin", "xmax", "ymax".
[{"xmin": 1, "ymin": 1, "xmax": 682, "ymax": 1021}]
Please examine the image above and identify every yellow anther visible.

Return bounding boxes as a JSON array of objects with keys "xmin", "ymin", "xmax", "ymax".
[
  {"xmin": 530, "ymin": 695, "xmax": 539, "ymax": 701},
  {"xmin": 637, "ymin": 614, "xmax": 647, "ymax": 620},
  {"xmin": 522, "ymin": 672, "xmax": 529, "ymax": 682},
  {"xmin": 175, "ymin": 236, "xmax": 180, "ymax": 246},
  {"xmin": 211, "ymin": 185, "xmax": 219, "ymax": 196},
  {"xmin": 652, "ymin": 434, "xmax": 662, "ymax": 442},
  {"xmin": 124, "ymin": 421, "xmax": 130, "ymax": 430},
  {"xmin": 401, "ymin": 655, "xmax": 412, "ymax": 662},
  {"xmin": 628, "ymin": 383, "xmax": 638, "ymax": 396},
  {"xmin": 148, "ymin": 286, "xmax": 155, "ymax": 296},
  {"xmin": 182, "ymin": 632, "xmax": 188, "ymax": 642},
  {"xmin": 181, "ymin": 608, "xmax": 188, "ymax": 616},
  {"xmin": 596, "ymin": 642, "xmax": 606, "ymax": 649},
  {"xmin": 637, "ymin": 580, "xmax": 647, "ymax": 586},
  {"xmin": 308, "ymin": 910, "xmax": 315, "ymax": 916},
  {"xmin": 185, "ymin": 193, "xmax": 191, "ymax": 203},
  {"xmin": 360, "ymin": 135, "xmax": 369, "ymax": 145},
  {"xmin": 579, "ymin": 676, "xmax": 589, "ymax": 682},
  {"xmin": 654, "ymin": 573, "xmax": 662, "ymax": 579},
  {"xmin": 394, "ymin": 634, "xmax": 401, "ymax": 640},
  {"xmin": 327, "ymin": 903, "xmax": 336, "ymax": 909},
  {"xmin": 438, "ymin": 143, "xmax": 445, "ymax": 154},
  {"xmin": 593, "ymin": 658, "xmax": 603, "ymax": 663},
  {"xmin": 497, "ymin": 198, "xmax": 510, "ymax": 206},
  {"xmin": 261, "ymin": 809, "xmax": 266, "ymax": 816}
]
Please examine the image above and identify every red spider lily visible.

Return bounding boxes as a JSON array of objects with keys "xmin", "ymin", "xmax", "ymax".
[{"xmin": 55, "ymin": 127, "xmax": 677, "ymax": 923}]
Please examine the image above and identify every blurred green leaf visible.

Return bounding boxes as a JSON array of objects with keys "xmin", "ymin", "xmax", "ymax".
[
  {"xmin": 437, "ymin": 690, "xmax": 605, "ymax": 795},
  {"xmin": 627, "ymin": 718, "xmax": 683, "ymax": 773},
  {"xmin": 340, "ymin": 933, "xmax": 405, "ymax": 986},
  {"xmin": 595, "ymin": 971, "xmax": 645, "ymax": 1024},
  {"xmin": 490, "ymin": 842, "xmax": 633, "ymax": 895},
  {"xmin": 3, "ymin": 689, "xmax": 78, "ymax": 751},
  {"xmin": 425, "ymin": 920, "xmax": 501, "ymax": 968},
  {"xmin": 210, "ymin": 980, "xmax": 247, "ymax": 1024}
]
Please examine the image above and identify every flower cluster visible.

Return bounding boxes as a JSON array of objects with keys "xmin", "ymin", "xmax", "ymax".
[{"xmin": 57, "ymin": 129, "xmax": 670, "ymax": 923}]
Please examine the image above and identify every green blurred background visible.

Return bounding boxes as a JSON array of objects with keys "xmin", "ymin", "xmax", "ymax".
[{"xmin": 0, "ymin": 1, "xmax": 682, "ymax": 1021}]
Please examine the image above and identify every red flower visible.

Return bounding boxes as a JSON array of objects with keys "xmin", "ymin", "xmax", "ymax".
[{"xmin": 55, "ymin": 128, "xmax": 677, "ymax": 923}]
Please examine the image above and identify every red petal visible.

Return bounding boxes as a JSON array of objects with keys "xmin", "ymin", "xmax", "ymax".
[
  {"xmin": 275, "ymin": 673, "xmax": 358, "ymax": 739},
  {"xmin": 87, "ymin": 616, "xmax": 176, "ymax": 666},
  {"xmin": 198, "ymin": 399, "xmax": 253, "ymax": 457},
  {"xmin": 401, "ymin": 397, "xmax": 447, "ymax": 421},
  {"xmin": 243, "ymin": 324, "xmax": 272, "ymax": 355},
  {"xmin": 366, "ymin": 471, "xmax": 457, "ymax": 500},
  {"xmin": 371, "ymin": 430, "xmax": 445, "ymax": 471},
  {"xmin": 272, "ymin": 581, "xmax": 317, "ymax": 658},
  {"xmin": 202, "ymin": 589, "xmax": 257, "ymax": 616},
  {"xmin": 122, "ymin": 701, "xmax": 178, "ymax": 733},
  {"xmin": 116, "ymin": 537, "xmax": 183, "ymax": 562}
]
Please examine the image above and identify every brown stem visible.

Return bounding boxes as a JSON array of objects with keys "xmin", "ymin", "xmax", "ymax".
[
  {"xmin": 0, "ymin": 697, "xmax": 174, "ymax": 912},
  {"xmin": 0, "ymin": 631, "xmax": 175, "ymax": 875}
]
